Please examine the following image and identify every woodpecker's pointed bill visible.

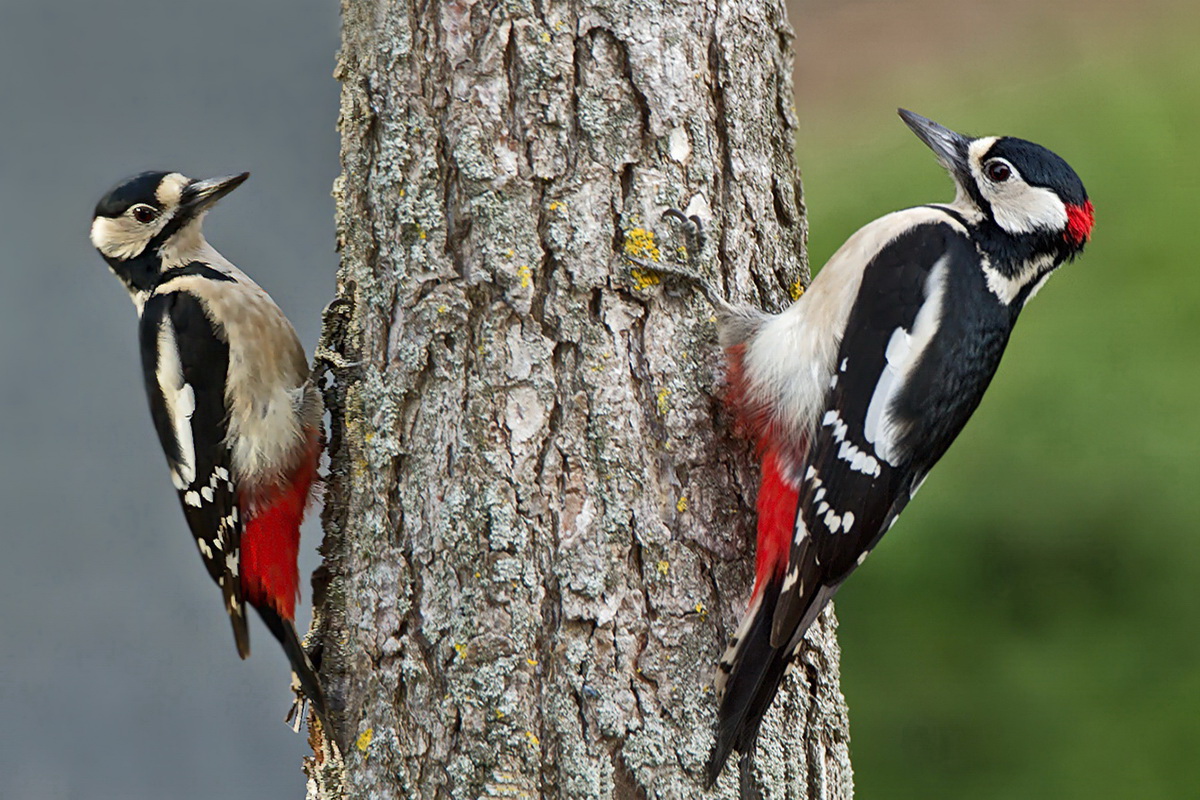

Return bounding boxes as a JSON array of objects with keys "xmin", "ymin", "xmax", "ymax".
[
  {"xmin": 91, "ymin": 170, "xmax": 330, "ymax": 735},
  {"xmin": 704, "ymin": 111, "xmax": 1092, "ymax": 785},
  {"xmin": 179, "ymin": 172, "xmax": 249, "ymax": 218},
  {"xmin": 898, "ymin": 108, "xmax": 971, "ymax": 181}
]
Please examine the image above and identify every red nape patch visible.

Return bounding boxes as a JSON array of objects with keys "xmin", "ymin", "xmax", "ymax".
[
  {"xmin": 1065, "ymin": 200, "xmax": 1094, "ymax": 245},
  {"xmin": 751, "ymin": 449, "xmax": 800, "ymax": 599},
  {"xmin": 241, "ymin": 435, "xmax": 320, "ymax": 621}
]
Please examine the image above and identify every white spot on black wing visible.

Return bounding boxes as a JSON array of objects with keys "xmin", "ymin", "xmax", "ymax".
[
  {"xmin": 794, "ymin": 515, "xmax": 809, "ymax": 545},
  {"xmin": 781, "ymin": 565, "xmax": 800, "ymax": 592},
  {"xmin": 822, "ymin": 409, "xmax": 881, "ymax": 477}
]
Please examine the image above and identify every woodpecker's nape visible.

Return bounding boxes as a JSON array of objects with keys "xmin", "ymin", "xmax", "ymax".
[
  {"xmin": 700, "ymin": 111, "xmax": 1091, "ymax": 786},
  {"xmin": 92, "ymin": 170, "xmax": 330, "ymax": 741}
]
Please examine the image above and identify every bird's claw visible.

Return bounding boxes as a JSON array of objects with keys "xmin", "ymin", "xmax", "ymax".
[{"xmin": 663, "ymin": 207, "xmax": 707, "ymax": 258}]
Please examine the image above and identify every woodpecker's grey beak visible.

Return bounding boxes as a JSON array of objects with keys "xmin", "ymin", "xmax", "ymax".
[
  {"xmin": 180, "ymin": 172, "xmax": 250, "ymax": 219},
  {"xmin": 898, "ymin": 109, "xmax": 971, "ymax": 182}
]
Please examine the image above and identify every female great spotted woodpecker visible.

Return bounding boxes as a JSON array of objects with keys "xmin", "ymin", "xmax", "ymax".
[
  {"xmin": 656, "ymin": 110, "xmax": 1093, "ymax": 784},
  {"xmin": 90, "ymin": 171, "xmax": 327, "ymax": 727}
]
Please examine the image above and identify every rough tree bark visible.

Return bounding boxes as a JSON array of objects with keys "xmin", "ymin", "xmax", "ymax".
[{"xmin": 306, "ymin": 0, "xmax": 853, "ymax": 797}]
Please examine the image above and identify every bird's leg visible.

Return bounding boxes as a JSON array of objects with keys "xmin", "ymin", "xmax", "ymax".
[
  {"xmin": 625, "ymin": 209, "xmax": 737, "ymax": 316},
  {"xmin": 663, "ymin": 207, "xmax": 707, "ymax": 256},
  {"xmin": 626, "ymin": 253, "xmax": 734, "ymax": 312},
  {"xmin": 285, "ymin": 678, "xmax": 310, "ymax": 733}
]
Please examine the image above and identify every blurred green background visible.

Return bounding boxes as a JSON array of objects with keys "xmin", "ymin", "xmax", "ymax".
[{"xmin": 788, "ymin": 1, "xmax": 1200, "ymax": 797}]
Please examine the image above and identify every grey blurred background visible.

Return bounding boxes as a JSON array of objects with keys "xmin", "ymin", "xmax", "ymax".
[{"xmin": 0, "ymin": 2, "xmax": 339, "ymax": 798}]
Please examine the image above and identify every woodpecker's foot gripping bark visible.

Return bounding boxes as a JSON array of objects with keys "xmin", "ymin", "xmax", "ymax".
[
  {"xmin": 662, "ymin": 206, "xmax": 707, "ymax": 256},
  {"xmin": 624, "ymin": 208, "xmax": 738, "ymax": 316}
]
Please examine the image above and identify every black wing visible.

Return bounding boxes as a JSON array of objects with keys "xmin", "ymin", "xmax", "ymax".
[
  {"xmin": 140, "ymin": 290, "xmax": 249, "ymax": 657},
  {"xmin": 772, "ymin": 220, "xmax": 1010, "ymax": 646}
]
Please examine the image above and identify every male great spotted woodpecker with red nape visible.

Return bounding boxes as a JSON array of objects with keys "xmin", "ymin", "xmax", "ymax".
[
  {"xmin": 652, "ymin": 110, "xmax": 1093, "ymax": 786},
  {"xmin": 90, "ymin": 171, "xmax": 327, "ymax": 727}
]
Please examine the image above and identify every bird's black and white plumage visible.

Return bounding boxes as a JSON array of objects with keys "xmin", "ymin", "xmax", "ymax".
[
  {"xmin": 705, "ymin": 110, "xmax": 1093, "ymax": 784},
  {"xmin": 91, "ymin": 171, "xmax": 328, "ymax": 730}
]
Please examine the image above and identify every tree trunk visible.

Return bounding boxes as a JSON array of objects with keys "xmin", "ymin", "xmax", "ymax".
[{"xmin": 306, "ymin": 0, "xmax": 853, "ymax": 797}]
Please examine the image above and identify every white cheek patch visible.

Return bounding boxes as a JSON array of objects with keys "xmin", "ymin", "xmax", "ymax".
[
  {"xmin": 91, "ymin": 216, "xmax": 151, "ymax": 260},
  {"xmin": 863, "ymin": 256, "xmax": 949, "ymax": 464},
  {"xmin": 156, "ymin": 317, "xmax": 197, "ymax": 488},
  {"xmin": 91, "ymin": 210, "xmax": 175, "ymax": 261},
  {"xmin": 969, "ymin": 140, "xmax": 1068, "ymax": 236},
  {"xmin": 989, "ymin": 184, "xmax": 1068, "ymax": 236}
]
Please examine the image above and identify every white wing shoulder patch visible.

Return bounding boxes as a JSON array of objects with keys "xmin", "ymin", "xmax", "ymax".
[
  {"xmin": 863, "ymin": 254, "xmax": 949, "ymax": 465},
  {"xmin": 155, "ymin": 316, "xmax": 197, "ymax": 489}
]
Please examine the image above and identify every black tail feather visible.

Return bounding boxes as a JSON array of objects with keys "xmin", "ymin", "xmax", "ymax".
[
  {"xmin": 706, "ymin": 579, "xmax": 787, "ymax": 786},
  {"xmin": 738, "ymin": 751, "xmax": 764, "ymax": 800},
  {"xmin": 255, "ymin": 605, "xmax": 330, "ymax": 732},
  {"xmin": 707, "ymin": 575, "xmax": 836, "ymax": 789}
]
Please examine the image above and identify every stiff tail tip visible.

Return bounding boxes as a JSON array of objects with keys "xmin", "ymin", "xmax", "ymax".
[
  {"xmin": 252, "ymin": 604, "xmax": 336, "ymax": 753},
  {"xmin": 707, "ymin": 575, "xmax": 834, "ymax": 789},
  {"xmin": 286, "ymin": 673, "xmax": 311, "ymax": 733}
]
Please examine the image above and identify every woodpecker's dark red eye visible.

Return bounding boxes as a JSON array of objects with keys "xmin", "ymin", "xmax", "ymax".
[
  {"xmin": 986, "ymin": 161, "xmax": 1012, "ymax": 182},
  {"xmin": 132, "ymin": 205, "xmax": 159, "ymax": 224}
]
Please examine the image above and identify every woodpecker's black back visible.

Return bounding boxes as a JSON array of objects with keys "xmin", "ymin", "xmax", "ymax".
[{"xmin": 712, "ymin": 217, "xmax": 1012, "ymax": 779}]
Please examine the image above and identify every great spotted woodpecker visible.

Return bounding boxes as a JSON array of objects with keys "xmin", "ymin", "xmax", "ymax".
[
  {"xmin": 654, "ymin": 110, "xmax": 1094, "ymax": 784},
  {"xmin": 90, "ymin": 171, "xmax": 327, "ymax": 726}
]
